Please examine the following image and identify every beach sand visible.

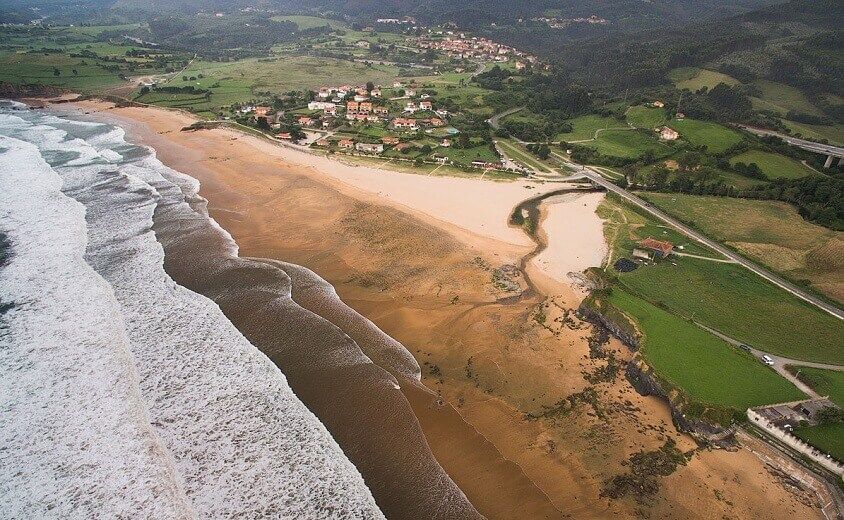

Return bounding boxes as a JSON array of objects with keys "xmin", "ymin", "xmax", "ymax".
[{"xmin": 63, "ymin": 100, "xmax": 824, "ymax": 520}]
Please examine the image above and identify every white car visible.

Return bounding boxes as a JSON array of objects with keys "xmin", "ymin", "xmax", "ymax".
[{"xmin": 761, "ymin": 354, "xmax": 775, "ymax": 366}]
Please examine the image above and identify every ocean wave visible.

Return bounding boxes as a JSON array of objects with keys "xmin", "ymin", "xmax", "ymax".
[{"xmin": 0, "ymin": 108, "xmax": 384, "ymax": 518}]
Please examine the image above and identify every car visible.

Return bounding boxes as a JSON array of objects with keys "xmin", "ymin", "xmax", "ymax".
[
  {"xmin": 739, "ymin": 344, "xmax": 752, "ymax": 352},
  {"xmin": 761, "ymin": 354, "xmax": 775, "ymax": 366}
]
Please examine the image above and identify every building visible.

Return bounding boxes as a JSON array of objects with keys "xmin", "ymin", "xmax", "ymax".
[
  {"xmin": 659, "ymin": 126, "xmax": 679, "ymax": 140},
  {"xmin": 405, "ymin": 88, "xmax": 416, "ymax": 97},
  {"xmin": 515, "ymin": 61, "xmax": 526, "ymax": 71},
  {"xmin": 374, "ymin": 106, "xmax": 389, "ymax": 115},
  {"xmin": 370, "ymin": 88, "xmax": 382, "ymax": 98},
  {"xmin": 359, "ymin": 102, "xmax": 373, "ymax": 113},
  {"xmin": 297, "ymin": 116, "xmax": 315, "ymax": 127},
  {"xmin": 429, "ymin": 118, "xmax": 445, "ymax": 127},
  {"xmin": 276, "ymin": 132, "xmax": 292, "ymax": 140},
  {"xmin": 356, "ymin": 142, "xmax": 384, "ymax": 154},
  {"xmin": 254, "ymin": 106, "xmax": 271, "ymax": 117},
  {"xmin": 393, "ymin": 118, "xmax": 418, "ymax": 129},
  {"xmin": 638, "ymin": 238, "xmax": 674, "ymax": 259},
  {"xmin": 676, "ymin": 112, "xmax": 686, "ymax": 120},
  {"xmin": 420, "ymin": 101, "xmax": 433, "ymax": 111},
  {"xmin": 347, "ymin": 101, "xmax": 360, "ymax": 112},
  {"xmin": 796, "ymin": 399, "xmax": 836, "ymax": 422},
  {"xmin": 394, "ymin": 143, "xmax": 413, "ymax": 152},
  {"xmin": 404, "ymin": 102, "xmax": 418, "ymax": 113},
  {"xmin": 381, "ymin": 136, "xmax": 401, "ymax": 145},
  {"xmin": 440, "ymin": 138, "xmax": 452, "ymax": 147},
  {"xmin": 338, "ymin": 139, "xmax": 354, "ymax": 149},
  {"xmin": 315, "ymin": 138, "xmax": 330, "ymax": 147},
  {"xmin": 308, "ymin": 101, "xmax": 336, "ymax": 111}
]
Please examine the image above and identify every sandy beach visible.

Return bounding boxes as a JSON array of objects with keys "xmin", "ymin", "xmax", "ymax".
[{"xmin": 59, "ymin": 99, "xmax": 824, "ymax": 520}]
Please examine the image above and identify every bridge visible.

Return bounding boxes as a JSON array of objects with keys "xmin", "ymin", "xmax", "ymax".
[{"xmin": 740, "ymin": 126, "xmax": 844, "ymax": 168}]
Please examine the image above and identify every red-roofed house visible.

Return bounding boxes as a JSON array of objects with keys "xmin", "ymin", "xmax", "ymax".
[{"xmin": 638, "ymin": 238, "xmax": 674, "ymax": 259}]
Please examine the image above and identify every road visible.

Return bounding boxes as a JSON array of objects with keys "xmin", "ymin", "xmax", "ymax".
[
  {"xmin": 487, "ymin": 105, "xmax": 525, "ymax": 141},
  {"xmin": 695, "ymin": 323, "xmax": 842, "ymax": 399},
  {"xmin": 740, "ymin": 125, "xmax": 844, "ymax": 158},
  {"xmin": 543, "ymin": 151, "xmax": 844, "ymax": 320}
]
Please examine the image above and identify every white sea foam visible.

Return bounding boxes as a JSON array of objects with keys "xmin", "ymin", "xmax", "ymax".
[
  {"xmin": 0, "ymin": 136, "xmax": 194, "ymax": 520},
  {"xmin": 0, "ymin": 108, "xmax": 384, "ymax": 518}
]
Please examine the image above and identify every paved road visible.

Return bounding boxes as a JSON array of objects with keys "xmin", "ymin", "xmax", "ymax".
[
  {"xmin": 695, "ymin": 323, "xmax": 843, "ymax": 399},
  {"xmin": 740, "ymin": 125, "xmax": 844, "ymax": 158},
  {"xmin": 487, "ymin": 106, "xmax": 525, "ymax": 141},
  {"xmin": 544, "ymin": 152, "xmax": 844, "ymax": 320}
]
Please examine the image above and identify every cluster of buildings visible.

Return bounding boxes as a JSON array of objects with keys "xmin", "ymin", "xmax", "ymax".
[
  {"xmin": 531, "ymin": 15, "xmax": 608, "ymax": 29},
  {"xmin": 414, "ymin": 35, "xmax": 537, "ymax": 65}
]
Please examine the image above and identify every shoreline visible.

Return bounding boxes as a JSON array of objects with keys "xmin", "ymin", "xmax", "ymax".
[{"xmin": 43, "ymin": 98, "xmax": 828, "ymax": 520}]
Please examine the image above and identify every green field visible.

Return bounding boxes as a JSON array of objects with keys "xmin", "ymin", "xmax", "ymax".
[
  {"xmin": 438, "ymin": 143, "xmax": 499, "ymax": 165},
  {"xmin": 600, "ymin": 194, "xmax": 844, "ymax": 365},
  {"xmin": 607, "ymin": 289, "xmax": 804, "ymax": 409},
  {"xmin": 638, "ymin": 193, "xmax": 843, "ymax": 303},
  {"xmin": 793, "ymin": 423, "xmax": 844, "ymax": 462},
  {"xmin": 671, "ymin": 118, "xmax": 743, "ymax": 153},
  {"xmin": 271, "ymin": 15, "xmax": 345, "ymax": 30},
  {"xmin": 583, "ymin": 129, "xmax": 673, "ymax": 159},
  {"xmin": 626, "ymin": 105, "xmax": 667, "ymax": 129},
  {"xmin": 0, "ymin": 50, "xmax": 127, "ymax": 91},
  {"xmin": 782, "ymin": 120, "xmax": 844, "ymax": 146},
  {"xmin": 750, "ymin": 80, "xmax": 823, "ymax": 117},
  {"xmin": 790, "ymin": 367, "xmax": 844, "ymax": 407},
  {"xmin": 617, "ymin": 256, "xmax": 844, "ymax": 364},
  {"xmin": 729, "ymin": 150, "xmax": 816, "ymax": 179},
  {"xmin": 554, "ymin": 114, "xmax": 627, "ymax": 142},
  {"xmin": 157, "ymin": 55, "xmax": 402, "ymax": 113},
  {"xmin": 669, "ymin": 68, "xmax": 740, "ymax": 91}
]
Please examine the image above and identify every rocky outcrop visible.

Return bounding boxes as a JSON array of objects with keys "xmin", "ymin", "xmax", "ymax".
[
  {"xmin": 626, "ymin": 358, "xmax": 736, "ymax": 447},
  {"xmin": 578, "ymin": 304, "xmax": 640, "ymax": 351}
]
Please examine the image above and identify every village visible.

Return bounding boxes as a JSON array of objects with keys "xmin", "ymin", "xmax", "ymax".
[{"xmin": 234, "ymin": 79, "xmax": 506, "ymax": 171}]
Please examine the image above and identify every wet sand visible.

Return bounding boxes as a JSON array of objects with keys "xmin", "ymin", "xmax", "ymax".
[{"xmin": 63, "ymin": 100, "xmax": 825, "ymax": 520}]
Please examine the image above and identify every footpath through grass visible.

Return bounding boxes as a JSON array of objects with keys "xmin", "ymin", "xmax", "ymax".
[
  {"xmin": 789, "ymin": 367, "xmax": 844, "ymax": 407},
  {"xmin": 607, "ymin": 289, "xmax": 804, "ymax": 409}
]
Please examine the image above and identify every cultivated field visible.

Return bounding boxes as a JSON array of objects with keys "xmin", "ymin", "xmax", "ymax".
[{"xmin": 639, "ymin": 193, "xmax": 844, "ymax": 303}]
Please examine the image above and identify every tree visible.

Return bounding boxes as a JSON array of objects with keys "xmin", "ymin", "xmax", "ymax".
[{"xmin": 366, "ymin": 81, "xmax": 374, "ymax": 92}]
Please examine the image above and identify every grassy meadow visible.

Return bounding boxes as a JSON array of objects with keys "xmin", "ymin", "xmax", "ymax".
[
  {"xmin": 750, "ymin": 80, "xmax": 823, "ymax": 117},
  {"xmin": 608, "ymin": 289, "xmax": 804, "ymax": 409},
  {"xmin": 600, "ymin": 194, "xmax": 844, "ymax": 365},
  {"xmin": 583, "ymin": 129, "xmax": 673, "ymax": 159},
  {"xmin": 554, "ymin": 114, "xmax": 627, "ymax": 142},
  {"xmin": 789, "ymin": 367, "xmax": 844, "ymax": 408},
  {"xmin": 793, "ymin": 423, "xmax": 844, "ymax": 463},
  {"xmin": 626, "ymin": 105, "xmax": 667, "ymax": 129},
  {"xmin": 669, "ymin": 67, "xmax": 740, "ymax": 91},
  {"xmin": 782, "ymin": 120, "xmax": 844, "ymax": 146},
  {"xmin": 639, "ymin": 193, "xmax": 843, "ymax": 303},
  {"xmin": 670, "ymin": 118, "xmax": 743, "ymax": 153},
  {"xmin": 729, "ymin": 150, "xmax": 817, "ymax": 179}
]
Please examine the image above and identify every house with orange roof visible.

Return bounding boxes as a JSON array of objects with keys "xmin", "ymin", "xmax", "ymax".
[
  {"xmin": 637, "ymin": 238, "xmax": 674, "ymax": 259},
  {"xmin": 338, "ymin": 139, "xmax": 355, "ymax": 149}
]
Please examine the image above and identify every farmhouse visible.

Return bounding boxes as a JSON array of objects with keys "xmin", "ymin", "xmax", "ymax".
[
  {"xmin": 659, "ymin": 126, "xmax": 679, "ymax": 140},
  {"xmin": 356, "ymin": 142, "xmax": 384, "ymax": 154},
  {"xmin": 652, "ymin": 100, "xmax": 665, "ymax": 108},
  {"xmin": 638, "ymin": 238, "xmax": 674, "ymax": 259},
  {"xmin": 420, "ymin": 100, "xmax": 433, "ymax": 110}
]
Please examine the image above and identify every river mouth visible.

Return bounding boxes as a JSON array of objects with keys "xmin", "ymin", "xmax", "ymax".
[{"xmin": 504, "ymin": 185, "xmax": 602, "ymax": 301}]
